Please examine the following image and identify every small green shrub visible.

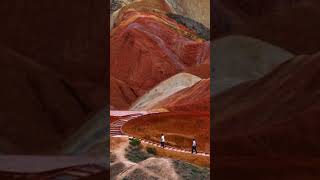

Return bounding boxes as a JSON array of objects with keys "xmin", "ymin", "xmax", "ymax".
[
  {"xmin": 146, "ymin": 147, "xmax": 157, "ymax": 155},
  {"xmin": 125, "ymin": 143, "xmax": 151, "ymax": 163},
  {"xmin": 129, "ymin": 138, "xmax": 141, "ymax": 146}
]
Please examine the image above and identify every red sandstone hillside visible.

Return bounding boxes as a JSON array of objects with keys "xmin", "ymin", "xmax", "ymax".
[
  {"xmin": 110, "ymin": 0, "xmax": 210, "ymax": 109},
  {"xmin": 122, "ymin": 112, "xmax": 210, "ymax": 153},
  {"xmin": 152, "ymin": 79, "xmax": 210, "ymax": 112},
  {"xmin": 214, "ymin": 53, "xmax": 320, "ymax": 156},
  {"xmin": 110, "ymin": 76, "xmax": 138, "ymax": 109},
  {"xmin": 129, "ymin": 73, "xmax": 202, "ymax": 111},
  {"xmin": 183, "ymin": 64, "xmax": 210, "ymax": 79},
  {"xmin": 214, "ymin": 0, "xmax": 320, "ymax": 54}
]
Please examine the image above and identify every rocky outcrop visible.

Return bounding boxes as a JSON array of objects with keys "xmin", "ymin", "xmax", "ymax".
[
  {"xmin": 167, "ymin": 13, "xmax": 210, "ymax": 40},
  {"xmin": 165, "ymin": 0, "xmax": 210, "ymax": 28},
  {"xmin": 110, "ymin": 76, "xmax": 138, "ymax": 109}
]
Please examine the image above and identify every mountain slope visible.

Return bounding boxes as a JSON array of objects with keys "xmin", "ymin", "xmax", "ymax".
[
  {"xmin": 0, "ymin": 46, "xmax": 89, "ymax": 154},
  {"xmin": 111, "ymin": 1, "xmax": 210, "ymax": 109},
  {"xmin": 212, "ymin": 35, "xmax": 293, "ymax": 94},
  {"xmin": 214, "ymin": 53, "xmax": 320, "ymax": 156},
  {"xmin": 152, "ymin": 79, "xmax": 210, "ymax": 112},
  {"xmin": 130, "ymin": 73, "xmax": 201, "ymax": 111},
  {"xmin": 214, "ymin": 0, "xmax": 320, "ymax": 54}
]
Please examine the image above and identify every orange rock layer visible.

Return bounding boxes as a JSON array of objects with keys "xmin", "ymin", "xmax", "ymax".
[
  {"xmin": 153, "ymin": 79, "xmax": 210, "ymax": 112},
  {"xmin": 110, "ymin": 0, "xmax": 210, "ymax": 109},
  {"xmin": 122, "ymin": 112, "xmax": 210, "ymax": 153}
]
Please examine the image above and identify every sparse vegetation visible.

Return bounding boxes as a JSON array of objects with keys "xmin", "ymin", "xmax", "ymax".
[
  {"xmin": 166, "ymin": 13, "xmax": 210, "ymax": 40},
  {"xmin": 129, "ymin": 137, "xmax": 141, "ymax": 146},
  {"xmin": 146, "ymin": 146, "xmax": 157, "ymax": 155},
  {"xmin": 125, "ymin": 141, "xmax": 152, "ymax": 163},
  {"xmin": 173, "ymin": 160, "xmax": 210, "ymax": 179}
]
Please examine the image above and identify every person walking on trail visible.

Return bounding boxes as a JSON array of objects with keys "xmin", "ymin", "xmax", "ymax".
[
  {"xmin": 160, "ymin": 134, "xmax": 165, "ymax": 148},
  {"xmin": 192, "ymin": 139, "xmax": 197, "ymax": 154}
]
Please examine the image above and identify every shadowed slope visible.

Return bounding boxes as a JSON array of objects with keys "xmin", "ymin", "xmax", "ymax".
[
  {"xmin": 0, "ymin": 46, "xmax": 89, "ymax": 154},
  {"xmin": 214, "ymin": 53, "xmax": 320, "ymax": 156},
  {"xmin": 0, "ymin": 0, "xmax": 106, "ymax": 110},
  {"xmin": 214, "ymin": 0, "xmax": 320, "ymax": 54},
  {"xmin": 212, "ymin": 35, "xmax": 293, "ymax": 94}
]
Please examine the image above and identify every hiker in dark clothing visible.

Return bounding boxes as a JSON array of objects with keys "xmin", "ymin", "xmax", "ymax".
[
  {"xmin": 192, "ymin": 139, "xmax": 197, "ymax": 154},
  {"xmin": 160, "ymin": 134, "xmax": 165, "ymax": 148}
]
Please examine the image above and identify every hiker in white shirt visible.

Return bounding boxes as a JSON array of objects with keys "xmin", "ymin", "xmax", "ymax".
[
  {"xmin": 160, "ymin": 134, "xmax": 165, "ymax": 148},
  {"xmin": 192, "ymin": 139, "xmax": 197, "ymax": 154}
]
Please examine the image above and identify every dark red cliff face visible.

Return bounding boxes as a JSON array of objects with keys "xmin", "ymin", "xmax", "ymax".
[
  {"xmin": 214, "ymin": 53, "xmax": 320, "ymax": 156},
  {"xmin": 110, "ymin": 1, "xmax": 210, "ymax": 109}
]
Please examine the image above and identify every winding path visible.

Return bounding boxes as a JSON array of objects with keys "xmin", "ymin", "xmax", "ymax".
[{"xmin": 110, "ymin": 111, "xmax": 210, "ymax": 157}]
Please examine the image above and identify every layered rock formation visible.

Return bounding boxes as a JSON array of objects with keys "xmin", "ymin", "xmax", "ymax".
[
  {"xmin": 152, "ymin": 79, "xmax": 210, "ymax": 112},
  {"xmin": 110, "ymin": 2, "xmax": 211, "ymax": 177},
  {"xmin": 165, "ymin": 0, "xmax": 210, "ymax": 28},
  {"xmin": 130, "ymin": 73, "xmax": 201, "ymax": 111},
  {"xmin": 110, "ymin": 0, "xmax": 210, "ymax": 109}
]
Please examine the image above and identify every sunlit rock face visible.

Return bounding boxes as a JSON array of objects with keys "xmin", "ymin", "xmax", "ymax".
[
  {"xmin": 110, "ymin": 0, "xmax": 210, "ymax": 109},
  {"xmin": 129, "ymin": 73, "xmax": 202, "ymax": 111},
  {"xmin": 152, "ymin": 79, "xmax": 210, "ymax": 112},
  {"xmin": 214, "ymin": 53, "xmax": 320, "ymax": 156},
  {"xmin": 165, "ymin": 0, "xmax": 210, "ymax": 28}
]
